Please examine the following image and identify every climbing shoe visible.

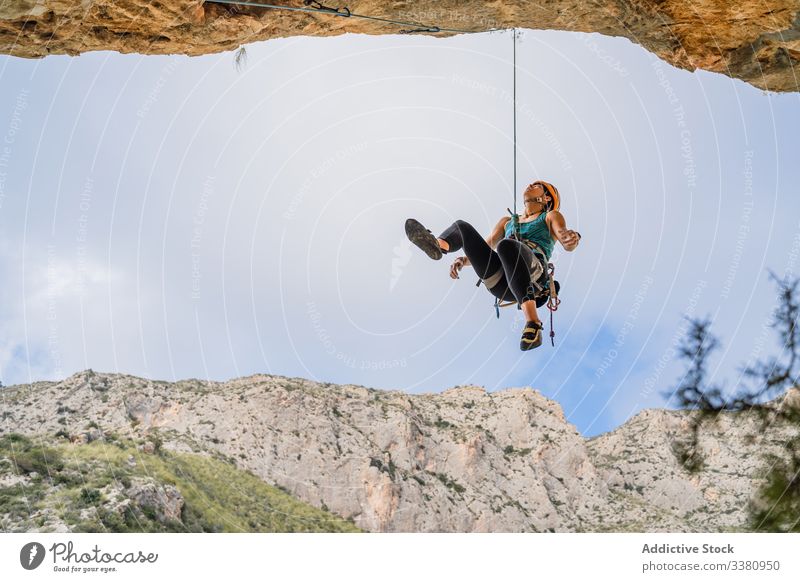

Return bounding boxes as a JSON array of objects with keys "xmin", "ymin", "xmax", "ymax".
[
  {"xmin": 520, "ymin": 320, "xmax": 543, "ymax": 351},
  {"xmin": 405, "ymin": 218, "xmax": 444, "ymax": 260}
]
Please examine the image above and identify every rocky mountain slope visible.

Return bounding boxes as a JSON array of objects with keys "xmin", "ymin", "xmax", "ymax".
[
  {"xmin": 1, "ymin": 370, "xmax": 797, "ymax": 532},
  {"xmin": 1, "ymin": 1, "xmax": 798, "ymax": 92}
]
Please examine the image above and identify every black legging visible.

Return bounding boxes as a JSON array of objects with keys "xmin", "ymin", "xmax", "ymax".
[{"xmin": 438, "ymin": 219, "xmax": 541, "ymax": 305}]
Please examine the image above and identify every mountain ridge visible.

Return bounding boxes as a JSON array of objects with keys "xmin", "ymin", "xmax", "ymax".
[{"xmin": 1, "ymin": 369, "xmax": 797, "ymax": 532}]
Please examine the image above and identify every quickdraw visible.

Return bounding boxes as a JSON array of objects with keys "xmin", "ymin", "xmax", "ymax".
[
  {"xmin": 545, "ymin": 261, "xmax": 561, "ymax": 346},
  {"xmin": 303, "ymin": 0, "xmax": 351, "ymax": 17},
  {"xmin": 400, "ymin": 26, "xmax": 441, "ymax": 34}
]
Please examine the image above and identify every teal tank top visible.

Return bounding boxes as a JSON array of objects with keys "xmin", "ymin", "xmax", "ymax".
[{"xmin": 504, "ymin": 211, "xmax": 555, "ymax": 259}]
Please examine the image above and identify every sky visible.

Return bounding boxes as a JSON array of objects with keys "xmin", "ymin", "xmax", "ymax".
[{"xmin": 0, "ymin": 28, "xmax": 798, "ymax": 437}]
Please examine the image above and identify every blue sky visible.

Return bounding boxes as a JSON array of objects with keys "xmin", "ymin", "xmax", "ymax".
[{"xmin": 0, "ymin": 29, "xmax": 798, "ymax": 437}]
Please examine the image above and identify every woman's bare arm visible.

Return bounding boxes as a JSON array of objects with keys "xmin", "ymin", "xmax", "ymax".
[
  {"xmin": 487, "ymin": 216, "xmax": 511, "ymax": 250},
  {"xmin": 547, "ymin": 210, "xmax": 580, "ymax": 251}
]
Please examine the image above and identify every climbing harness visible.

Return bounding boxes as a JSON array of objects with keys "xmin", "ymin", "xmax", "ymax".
[
  {"xmin": 476, "ymin": 234, "xmax": 561, "ymax": 347},
  {"xmin": 205, "ymin": 1, "xmax": 499, "ymax": 35}
]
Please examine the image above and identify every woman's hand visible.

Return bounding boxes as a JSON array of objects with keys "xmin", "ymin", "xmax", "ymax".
[
  {"xmin": 450, "ymin": 257, "xmax": 467, "ymax": 279},
  {"xmin": 560, "ymin": 229, "xmax": 581, "ymax": 251}
]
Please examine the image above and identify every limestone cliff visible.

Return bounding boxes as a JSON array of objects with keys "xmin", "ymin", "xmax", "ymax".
[
  {"xmin": 1, "ymin": 370, "xmax": 797, "ymax": 532},
  {"xmin": 0, "ymin": 1, "xmax": 798, "ymax": 92}
]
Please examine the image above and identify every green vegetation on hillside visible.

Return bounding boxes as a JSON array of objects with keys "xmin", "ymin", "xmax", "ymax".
[{"xmin": 0, "ymin": 432, "xmax": 361, "ymax": 533}]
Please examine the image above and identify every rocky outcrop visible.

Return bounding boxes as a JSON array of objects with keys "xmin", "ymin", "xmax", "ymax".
[
  {"xmin": 127, "ymin": 478, "xmax": 185, "ymax": 523},
  {"xmin": 1, "ymin": 370, "xmax": 797, "ymax": 532},
  {"xmin": 0, "ymin": 1, "xmax": 798, "ymax": 92}
]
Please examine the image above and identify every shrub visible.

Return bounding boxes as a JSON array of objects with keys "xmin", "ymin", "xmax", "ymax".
[{"xmin": 80, "ymin": 488, "xmax": 101, "ymax": 505}]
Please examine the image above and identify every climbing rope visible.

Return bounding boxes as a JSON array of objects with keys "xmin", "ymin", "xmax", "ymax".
[
  {"xmin": 205, "ymin": 0, "xmax": 501, "ymax": 35},
  {"xmin": 461, "ymin": 28, "xmax": 561, "ymax": 346},
  {"xmin": 512, "ymin": 27, "xmax": 519, "ymax": 240},
  {"xmin": 511, "ymin": 28, "xmax": 560, "ymax": 345}
]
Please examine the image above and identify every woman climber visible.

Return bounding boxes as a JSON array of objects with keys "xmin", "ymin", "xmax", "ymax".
[{"xmin": 404, "ymin": 180, "xmax": 581, "ymax": 351}]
